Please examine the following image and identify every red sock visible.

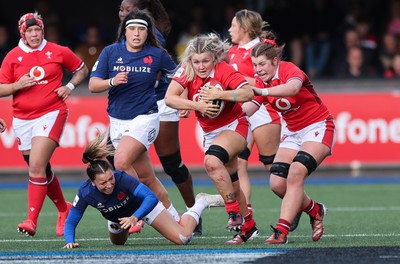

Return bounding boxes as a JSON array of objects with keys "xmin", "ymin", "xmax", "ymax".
[
  {"xmin": 46, "ymin": 173, "xmax": 67, "ymax": 212},
  {"xmin": 27, "ymin": 177, "xmax": 48, "ymax": 224},
  {"xmin": 242, "ymin": 213, "xmax": 255, "ymax": 231},
  {"xmin": 276, "ymin": 218, "xmax": 290, "ymax": 235},
  {"xmin": 225, "ymin": 200, "xmax": 240, "ymax": 214},
  {"xmin": 303, "ymin": 200, "xmax": 319, "ymax": 218}
]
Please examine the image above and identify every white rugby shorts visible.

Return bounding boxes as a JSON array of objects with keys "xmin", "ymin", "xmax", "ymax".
[
  {"xmin": 249, "ymin": 103, "xmax": 281, "ymax": 131},
  {"xmin": 109, "ymin": 113, "xmax": 159, "ymax": 150},
  {"xmin": 280, "ymin": 118, "xmax": 336, "ymax": 153},
  {"xmin": 12, "ymin": 109, "xmax": 68, "ymax": 151},
  {"xmin": 157, "ymin": 99, "xmax": 180, "ymax": 122},
  {"xmin": 202, "ymin": 116, "xmax": 251, "ymax": 151}
]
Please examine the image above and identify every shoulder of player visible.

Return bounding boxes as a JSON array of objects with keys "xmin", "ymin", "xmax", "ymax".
[
  {"xmin": 45, "ymin": 41, "xmax": 71, "ymax": 51},
  {"xmin": 77, "ymin": 180, "xmax": 96, "ymax": 198},
  {"xmin": 215, "ymin": 61, "xmax": 234, "ymax": 71}
]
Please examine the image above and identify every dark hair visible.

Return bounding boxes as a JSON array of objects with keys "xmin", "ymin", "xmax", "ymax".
[
  {"xmin": 117, "ymin": 9, "xmax": 161, "ymax": 49},
  {"xmin": 82, "ymin": 131, "xmax": 114, "ymax": 181},
  {"xmin": 251, "ymin": 31, "xmax": 285, "ymax": 61},
  {"xmin": 122, "ymin": 0, "xmax": 171, "ymax": 37}
]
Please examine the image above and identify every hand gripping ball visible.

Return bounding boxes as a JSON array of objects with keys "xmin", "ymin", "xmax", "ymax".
[{"xmin": 203, "ymin": 79, "xmax": 225, "ymax": 119}]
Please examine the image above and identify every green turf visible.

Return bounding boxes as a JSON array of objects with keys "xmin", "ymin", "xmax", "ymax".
[{"xmin": 0, "ymin": 183, "xmax": 399, "ymax": 252}]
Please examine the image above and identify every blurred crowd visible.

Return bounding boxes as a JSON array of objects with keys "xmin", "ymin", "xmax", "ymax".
[{"xmin": 1, "ymin": 0, "xmax": 400, "ymax": 80}]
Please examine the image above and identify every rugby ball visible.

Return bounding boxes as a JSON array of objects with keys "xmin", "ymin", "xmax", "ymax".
[{"xmin": 203, "ymin": 79, "xmax": 225, "ymax": 119}]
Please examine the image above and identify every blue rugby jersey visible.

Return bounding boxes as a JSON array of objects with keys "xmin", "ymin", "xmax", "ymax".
[
  {"xmin": 91, "ymin": 41, "xmax": 176, "ymax": 120},
  {"xmin": 64, "ymin": 170, "xmax": 158, "ymax": 244}
]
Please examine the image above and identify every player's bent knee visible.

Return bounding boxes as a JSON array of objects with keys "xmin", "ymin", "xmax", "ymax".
[
  {"xmin": 110, "ymin": 237, "xmax": 127, "ymax": 246},
  {"xmin": 270, "ymin": 162, "xmax": 290, "ymax": 178},
  {"xmin": 269, "ymin": 181, "xmax": 286, "ymax": 198},
  {"xmin": 158, "ymin": 151, "xmax": 189, "ymax": 184},
  {"xmin": 205, "ymin": 145, "xmax": 229, "ymax": 164},
  {"xmin": 23, "ymin": 154, "xmax": 54, "ymax": 182},
  {"xmin": 113, "ymin": 159, "xmax": 131, "ymax": 172},
  {"xmin": 108, "ymin": 221, "xmax": 129, "ymax": 245},
  {"xmin": 259, "ymin": 154, "xmax": 276, "ymax": 165},
  {"xmin": 292, "ymin": 151, "xmax": 317, "ymax": 175},
  {"xmin": 238, "ymin": 147, "xmax": 251, "ymax": 161}
]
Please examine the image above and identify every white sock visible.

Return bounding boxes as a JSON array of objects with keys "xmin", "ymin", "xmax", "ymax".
[
  {"xmin": 167, "ymin": 204, "xmax": 181, "ymax": 222},
  {"xmin": 182, "ymin": 198, "xmax": 207, "ymax": 224}
]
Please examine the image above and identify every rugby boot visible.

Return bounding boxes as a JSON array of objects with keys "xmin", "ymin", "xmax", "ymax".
[
  {"xmin": 17, "ymin": 219, "xmax": 37, "ymax": 237},
  {"xmin": 226, "ymin": 211, "xmax": 244, "ymax": 231},
  {"xmin": 310, "ymin": 203, "xmax": 327, "ymax": 241},
  {"xmin": 129, "ymin": 220, "xmax": 145, "ymax": 234},
  {"xmin": 264, "ymin": 225, "xmax": 288, "ymax": 245},
  {"xmin": 225, "ymin": 222, "xmax": 259, "ymax": 244}
]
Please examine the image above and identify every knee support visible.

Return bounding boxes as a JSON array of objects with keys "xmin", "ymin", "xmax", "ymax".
[
  {"xmin": 270, "ymin": 162, "xmax": 290, "ymax": 178},
  {"xmin": 23, "ymin": 154, "xmax": 53, "ymax": 181},
  {"xmin": 238, "ymin": 147, "xmax": 251, "ymax": 160},
  {"xmin": 259, "ymin": 154, "xmax": 276, "ymax": 165},
  {"xmin": 292, "ymin": 151, "xmax": 318, "ymax": 175},
  {"xmin": 158, "ymin": 150, "xmax": 189, "ymax": 184},
  {"xmin": 205, "ymin": 145, "xmax": 229, "ymax": 164},
  {"xmin": 230, "ymin": 171, "xmax": 239, "ymax": 183}
]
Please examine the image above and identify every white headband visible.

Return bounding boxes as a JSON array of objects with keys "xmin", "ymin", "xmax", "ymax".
[{"xmin": 125, "ymin": 19, "xmax": 148, "ymax": 29}]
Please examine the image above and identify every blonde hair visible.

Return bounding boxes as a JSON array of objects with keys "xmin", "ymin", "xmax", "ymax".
[
  {"xmin": 234, "ymin": 9, "xmax": 269, "ymax": 40},
  {"xmin": 82, "ymin": 131, "xmax": 115, "ymax": 181},
  {"xmin": 179, "ymin": 33, "xmax": 231, "ymax": 82}
]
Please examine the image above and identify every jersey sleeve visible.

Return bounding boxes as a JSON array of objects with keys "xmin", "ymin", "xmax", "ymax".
[
  {"xmin": 281, "ymin": 63, "xmax": 305, "ymax": 83},
  {"xmin": 252, "ymin": 95, "xmax": 266, "ymax": 107},
  {"xmin": 63, "ymin": 206, "xmax": 84, "ymax": 244},
  {"xmin": 73, "ymin": 188, "xmax": 90, "ymax": 215},
  {"xmin": 132, "ymin": 183, "xmax": 159, "ymax": 220},
  {"xmin": 0, "ymin": 51, "xmax": 15, "ymax": 83},
  {"xmin": 171, "ymin": 67, "xmax": 188, "ymax": 89},
  {"xmin": 90, "ymin": 46, "xmax": 110, "ymax": 79},
  {"xmin": 160, "ymin": 51, "xmax": 176, "ymax": 75},
  {"xmin": 118, "ymin": 171, "xmax": 159, "ymax": 220},
  {"xmin": 60, "ymin": 45, "xmax": 85, "ymax": 73},
  {"xmin": 218, "ymin": 62, "xmax": 248, "ymax": 90}
]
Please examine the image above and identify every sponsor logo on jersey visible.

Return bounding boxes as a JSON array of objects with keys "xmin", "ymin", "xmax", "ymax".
[
  {"xmin": 99, "ymin": 196, "xmax": 130, "ymax": 213},
  {"xmin": 29, "ymin": 66, "xmax": 45, "ymax": 81},
  {"xmin": 116, "ymin": 57, "xmax": 123, "ymax": 64},
  {"xmin": 113, "ymin": 65, "xmax": 151, "ymax": 73}
]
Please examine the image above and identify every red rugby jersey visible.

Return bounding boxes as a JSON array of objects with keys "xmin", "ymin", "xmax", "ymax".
[
  {"xmin": 253, "ymin": 61, "xmax": 331, "ymax": 131},
  {"xmin": 173, "ymin": 61, "xmax": 248, "ymax": 132},
  {"xmin": 0, "ymin": 40, "xmax": 84, "ymax": 119}
]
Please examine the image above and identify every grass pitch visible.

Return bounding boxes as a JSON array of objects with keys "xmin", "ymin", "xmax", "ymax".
[{"xmin": 0, "ymin": 179, "xmax": 399, "ymax": 253}]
